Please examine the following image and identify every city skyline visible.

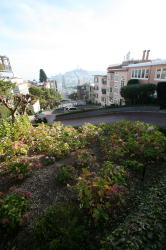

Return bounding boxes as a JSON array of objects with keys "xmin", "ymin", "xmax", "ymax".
[{"xmin": 0, "ymin": 0, "xmax": 166, "ymax": 80}]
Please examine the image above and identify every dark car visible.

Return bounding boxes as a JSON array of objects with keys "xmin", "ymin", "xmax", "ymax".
[{"xmin": 34, "ymin": 113, "xmax": 48, "ymax": 123}]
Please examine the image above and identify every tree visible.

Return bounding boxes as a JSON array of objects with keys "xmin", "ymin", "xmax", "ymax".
[
  {"xmin": 39, "ymin": 69, "xmax": 47, "ymax": 82},
  {"xmin": 29, "ymin": 85, "xmax": 62, "ymax": 110},
  {"xmin": 0, "ymin": 105, "xmax": 10, "ymax": 120},
  {"xmin": 15, "ymin": 94, "xmax": 36, "ymax": 115},
  {"xmin": 0, "ymin": 80, "xmax": 36, "ymax": 122},
  {"xmin": 68, "ymin": 92, "xmax": 77, "ymax": 100},
  {"xmin": 120, "ymin": 84, "xmax": 156, "ymax": 105}
]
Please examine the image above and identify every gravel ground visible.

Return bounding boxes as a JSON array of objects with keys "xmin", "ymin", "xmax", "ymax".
[{"xmin": 1, "ymin": 157, "xmax": 75, "ymax": 250}]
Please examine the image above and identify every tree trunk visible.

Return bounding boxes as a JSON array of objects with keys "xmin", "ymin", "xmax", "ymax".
[{"xmin": 11, "ymin": 111, "xmax": 16, "ymax": 123}]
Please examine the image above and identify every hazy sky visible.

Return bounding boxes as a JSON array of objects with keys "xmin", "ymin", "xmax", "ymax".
[{"xmin": 1, "ymin": 0, "xmax": 166, "ymax": 80}]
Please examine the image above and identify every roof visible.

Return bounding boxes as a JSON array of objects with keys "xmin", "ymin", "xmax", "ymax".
[
  {"xmin": 93, "ymin": 74, "xmax": 107, "ymax": 77},
  {"xmin": 126, "ymin": 60, "xmax": 166, "ymax": 68}
]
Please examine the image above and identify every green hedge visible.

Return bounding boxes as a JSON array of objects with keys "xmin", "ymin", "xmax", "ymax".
[
  {"xmin": 121, "ymin": 84, "xmax": 156, "ymax": 105},
  {"xmin": 157, "ymin": 82, "xmax": 166, "ymax": 109}
]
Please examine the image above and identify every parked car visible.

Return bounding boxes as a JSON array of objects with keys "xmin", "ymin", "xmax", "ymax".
[
  {"xmin": 65, "ymin": 107, "xmax": 77, "ymax": 111},
  {"xmin": 34, "ymin": 113, "xmax": 48, "ymax": 123}
]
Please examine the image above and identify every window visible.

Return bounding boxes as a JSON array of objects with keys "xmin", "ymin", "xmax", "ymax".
[
  {"xmin": 110, "ymin": 74, "xmax": 114, "ymax": 81},
  {"xmin": 161, "ymin": 68, "xmax": 166, "ymax": 79},
  {"xmin": 94, "ymin": 85, "xmax": 99, "ymax": 90},
  {"xmin": 94, "ymin": 77, "xmax": 98, "ymax": 83},
  {"xmin": 102, "ymin": 78, "xmax": 107, "ymax": 84},
  {"xmin": 114, "ymin": 74, "xmax": 119, "ymax": 81},
  {"xmin": 121, "ymin": 79, "xmax": 125, "ymax": 88},
  {"xmin": 131, "ymin": 68, "xmax": 149, "ymax": 79},
  {"xmin": 156, "ymin": 69, "xmax": 161, "ymax": 79},
  {"xmin": 135, "ymin": 69, "xmax": 138, "ymax": 78},
  {"xmin": 145, "ymin": 69, "xmax": 149, "ymax": 79},
  {"xmin": 101, "ymin": 97, "xmax": 106, "ymax": 102},
  {"xmin": 102, "ymin": 89, "xmax": 106, "ymax": 94},
  {"xmin": 141, "ymin": 69, "xmax": 145, "ymax": 78},
  {"xmin": 138, "ymin": 69, "xmax": 141, "ymax": 78},
  {"xmin": 110, "ymin": 87, "xmax": 112, "ymax": 92},
  {"xmin": 155, "ymin": 68, "xmax": 166, "ymax": 80}
]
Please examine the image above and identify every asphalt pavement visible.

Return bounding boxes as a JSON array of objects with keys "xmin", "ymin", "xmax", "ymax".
[{"xmin": 58, "ymin": 112, "xmax": 166, "ymax": 127}]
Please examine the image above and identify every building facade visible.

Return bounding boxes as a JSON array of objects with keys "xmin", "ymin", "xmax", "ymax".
[
  {"xmin": 92, "ymin": 50, "xmax": 166, "ymax": 106},
  {"xmin": 93, "ymin": 75, "xmax": 109, "ymax": 106}
]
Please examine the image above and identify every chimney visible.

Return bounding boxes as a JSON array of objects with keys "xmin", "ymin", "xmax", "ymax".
[
  {"xmin": 146, "ymin": 50, "xmax": 150, "ymax": 61},
  {"xmin": 142, "ymin": 50, "xmax": 146, "ymax": 61}
]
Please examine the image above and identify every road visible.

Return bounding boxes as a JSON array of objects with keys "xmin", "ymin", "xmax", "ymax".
[{"xmin": 57, "ymin": 112, "xmax": 166, "ymax": 127}]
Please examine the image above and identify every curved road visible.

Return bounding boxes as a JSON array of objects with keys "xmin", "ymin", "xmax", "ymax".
[{"xmin": 58, "ymin": 112, "xmax": 166, "ymax": 127}]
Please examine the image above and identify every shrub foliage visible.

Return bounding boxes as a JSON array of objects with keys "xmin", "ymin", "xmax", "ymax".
[{"xmin": 121, "ymin": 83, "xmax": 156, "ymax": 105}]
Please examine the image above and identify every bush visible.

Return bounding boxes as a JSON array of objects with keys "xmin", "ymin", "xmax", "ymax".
[
  {"xmin": 121, "ymin": 84, "xmax": 156, "ymax": 105},
  {"xmin": 73, "ymin": 149, "xmax": 97, "ymax": 169},
  {"xmin": 9, "ymin": 161, "xmax": 30, "ymax": 179},
  {"xmin": 156, "ymin": 125, "xmax": 166, "ymax": 136},
  {"xmin": 41, "ymin": 156, "xmax": 56, "ymax": 166},
  {"xmin": 98, "ymin": 121, "xmax": 166, "ymax": 184},
  {"xmin": 33, "ymin": 203, "xmax": 90, "ymax": 250},
  {"xmin": 157, "ymin": 82, "xmax": 166, "ymax": 109},
  {"xmin": 75, "ymin": 168, "xmax": 128, "ymax": 222},
  {"xmin": 100, "ymin": 161, "xmax": 127, "ymax": 186},
  {"xmin": 29, "ymin": 123, "xmax": 82, "ymax": 158},
  {"xmin": 127, "ymin": 79, "xmax": 139, "ymax": 85},
  {"xmin": 0, "ymin": 192, "xmax": 30, "ymax": 229},
  {"xmin": 56, "ymin": 165, "xmax": 75, "ymax": 184},
  {"xmin": 99, "ymin": 121, "xmax": 166, "ymax": 165}
]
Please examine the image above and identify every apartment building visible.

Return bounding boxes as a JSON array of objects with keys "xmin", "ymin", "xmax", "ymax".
[
  {"xmin": 93, "ymin": 75, "xmax": 108, "ymax": 106},
  {"xmin": 0, "ymin": 55, "xmax": 13, "ymax": 79},
  {"xmin": 11, "ymin": 77, "xmax": 29, "ymax": 95},
  {"xmin": 93, "ymin": 50, "xmax": 166, "ymax": 106},
  {"xmin": 127, "ymin": 60, "xmax": 166, "ymax": 84},
  {"xmin": 107, "ymin": 68, "xmax": 128, "ymax": 105}
]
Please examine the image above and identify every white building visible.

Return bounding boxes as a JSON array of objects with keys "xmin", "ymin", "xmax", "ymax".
[
  {"xmin": 93, "ymin": 75, "xmax": 109, "ymax": 106},
  {"xmin": 11, "ymin": 77, "xmax": 29, "ymax": 95},
  {"xmin": 32, "ymin": 99, "xmax": 40, "ymax": 113}
]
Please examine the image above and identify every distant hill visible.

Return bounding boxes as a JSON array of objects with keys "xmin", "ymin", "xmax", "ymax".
[{"xmin": 51, "ymin": 69, "xmax": 106, "ymax": 91}]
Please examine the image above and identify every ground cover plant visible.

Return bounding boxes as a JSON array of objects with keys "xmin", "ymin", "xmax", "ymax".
[
  {"xmin": 0, "ymin": 116, "xmax": 166, "ymax": 249},
  {"xmin": 0, "ymin": 189, "xmax": 31, "ymax": 229},
  {"xmin": 101, "ymin": 165, "xmax": 166, "ymax": 250}
]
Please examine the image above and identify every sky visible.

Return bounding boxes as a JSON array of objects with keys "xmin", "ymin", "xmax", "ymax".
[{"xmin": 0, "ymin": 0, "xmax": 166, "ymax": 80}]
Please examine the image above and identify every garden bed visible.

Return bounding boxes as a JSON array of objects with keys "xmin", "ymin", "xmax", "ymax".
[{"xmin": 0, "ymin": 115, "xmax": 166, "ymax": 249}]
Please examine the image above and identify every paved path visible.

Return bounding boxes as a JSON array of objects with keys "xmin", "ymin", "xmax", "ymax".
[{"xmin": 58, "ymin": 112, "xmax": 166, "ymax": 127}]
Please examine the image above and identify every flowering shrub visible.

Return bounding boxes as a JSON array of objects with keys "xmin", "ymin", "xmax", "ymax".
[
  {"xmin": 0, "ymin": 191, "xmax": 31, "ymax": 229},
  {"xmin": 100, "ymin": 161, "xmax": 127, "ymax": 186},
  {"xmin": 41, "ymin": 156, "xmax": 56, "ymax": 166},
  {"xmin": 78, "ymin": 123, "xmax": 100, "ymax": 145},
  {"xmin": 98, "ymin": 121, "xmax": 166, "ymax": 164},
  {"xmin": 10, "ymin": 161, "xmax": 30, "ymax": 179},
  {"xmin": 75, "ymin": 169, "xmax": 128, "ymax": 222},
  {"xmin": 73, "ymin": 149, "xmax": 97, "ymax": 169},
  {"xmin": 0, "ymin": 115, "xmax": 32, "ymax": 141},
  {"xmin": 56, "ymin": 165, "xmax": 75, "ymax": 184},
  {"xmin": 28, "ymin": 123, "xmax": 83, "ymax": 158},
  {"xmin": 33, "ymin": 203, "xmax": 90, "ymax": 250},
  {"xmin": 30, "ymin": 159, "xmax": 41, "ymax": 170}
]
